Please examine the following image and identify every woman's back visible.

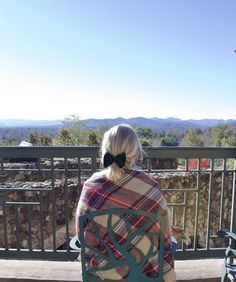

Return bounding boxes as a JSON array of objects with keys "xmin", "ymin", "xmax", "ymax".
[
  {"xmin": 76, "ymin": 124, "xmax": 176, "ymax": 281},
  {"xmin": 76, "ymin": 169, "xmax": 174, "ymax": 280}
]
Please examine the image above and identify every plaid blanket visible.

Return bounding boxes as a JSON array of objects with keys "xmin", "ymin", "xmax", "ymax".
[{"xmin": 76, "ymin": 169, "xmax": 175, "ymax": 279}]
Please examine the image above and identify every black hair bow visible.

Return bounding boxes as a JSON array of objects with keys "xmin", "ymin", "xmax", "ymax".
[{"xmin": 103, "ymin": 152, "xmax": 126, "ymax": 168}]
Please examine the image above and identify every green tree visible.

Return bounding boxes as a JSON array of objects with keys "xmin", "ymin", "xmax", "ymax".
[
  {"xmin": 160, "ymin": 136, "xmax": 178, "ymax": 146},
  {"xmin": 54, "ymin": 115, "xmax": 87, "ymax": 145},
  {"xmin": 54, "ymin": 128, "xmax": 74, "ymax": 145},
  {"xmin": 225, "ymin": 135, "xmax": 236, "ymax": 146},
  {"xmin": 140, "ymin": 139, "xmax": 151, "ymax": 146},
  {"xmin": 27, "ymin": 132, "xmax": 52, "ymax": 146},
  {"xmin": 135, "ymin": 127, "xmax": 154, "ymax": 146},
  {"xmin": 180, "ymin": 128, "xmax": 203, "ymax": 146},
  {"xmin": 211, "ymin": 125, "xmax": 227, "ymax": 146},
  {"xmin": 210, "ymin": 125, "xmax": 236, "ymax": 146},
  {"xmin": 87, "ymin": 131, "xmax": 102, "ymax": 146},
  {"xmin": 135, "ymin": 127, "xmax": 154, "ymax": 140}
]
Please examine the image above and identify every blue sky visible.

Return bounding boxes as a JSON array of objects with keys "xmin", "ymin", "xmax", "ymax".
[{"xmin": 0, "ymin": 0, "xmax": 236, "ymax": 121}]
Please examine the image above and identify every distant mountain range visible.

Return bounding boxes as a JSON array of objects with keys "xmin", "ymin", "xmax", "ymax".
[{"xmin": 0, "ymin": 117, "xmax": 235, "ymax": 132}]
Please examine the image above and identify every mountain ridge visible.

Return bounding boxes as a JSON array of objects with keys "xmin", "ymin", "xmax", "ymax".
[{"xmin": 0, "ymin": 117, "xmax": 235, "ymax": 132}]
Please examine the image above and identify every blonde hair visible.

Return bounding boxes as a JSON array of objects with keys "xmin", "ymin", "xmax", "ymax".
[{"xmin": 101, "ymin": 124, "xmax": 143, "ymax": 182}]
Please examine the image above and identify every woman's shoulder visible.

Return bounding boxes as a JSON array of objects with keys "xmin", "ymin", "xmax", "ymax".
[
  {"xmin": 85, "ymin": 170, "xmax": 108, "ymax": 183},
  {"xmin": 127, "ymin": 169, "xmax": 160, "ymax": 187},
  {"xmin": 128, "ymin": 168, "xmax": 154, "ymax": 179}
]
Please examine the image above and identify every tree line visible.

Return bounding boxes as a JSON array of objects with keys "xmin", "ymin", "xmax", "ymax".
[{"xmin": 0, "ymin": 115, "xmax": 236, "ymax": 147}]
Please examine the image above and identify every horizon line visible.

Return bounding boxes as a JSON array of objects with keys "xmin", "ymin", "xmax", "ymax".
[{"xmin": 0, "ymin": 116, "xmax": 235, "ymax": 122}]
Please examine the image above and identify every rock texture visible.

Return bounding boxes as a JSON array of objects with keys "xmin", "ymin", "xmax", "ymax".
[{"xmin": 0, "ymin": 160, "xmax": 233, "ymax": 251}]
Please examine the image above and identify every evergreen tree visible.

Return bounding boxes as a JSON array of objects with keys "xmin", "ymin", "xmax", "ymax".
[
  {"xmin": 27, "ymin": 132, "xmax": 52, "ymax": 146},
  {"xmin": 87, "ymin": 131, "xmax": 102, "ymax": 146},
  {"xmin": 210, "ymin": 125, "xmax": 236, "ymax": 146},
  {"xmin": 54, "ymin": 115, "xmax": 87, "ymax": 145},
  {"xmin": 180, "ymin": 128, "xmax": 203, "ymax": 146}
]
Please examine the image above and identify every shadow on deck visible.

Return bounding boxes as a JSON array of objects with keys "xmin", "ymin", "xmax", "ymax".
[{"xmin": 0, "ymin": 258, "xmax": 223, "ymax": 282}]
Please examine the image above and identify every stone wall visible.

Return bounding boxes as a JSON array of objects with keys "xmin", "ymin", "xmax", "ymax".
[
  {"xmin": 0, "ymin": 161, "xmax": 84, "ymax": 250},
  {"xmin": 0, "ymin": 161, "xmax": 233, "ymax": 251},
  {"xmin": 152, "ymin": 171, "xmax": 233, "ymax": 248}
]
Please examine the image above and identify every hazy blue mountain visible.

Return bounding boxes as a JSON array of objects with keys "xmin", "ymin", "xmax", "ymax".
[
  {"xmin": 187, "ymin": 119, "xmax": 236, "ymax": 127},
  {"xmin": 0, "ymin": 117, "xmax": 235, "ymax": 132},
  {"xmin": 82, "ymin": 117, "xmax": 236, "ymax": 132}
]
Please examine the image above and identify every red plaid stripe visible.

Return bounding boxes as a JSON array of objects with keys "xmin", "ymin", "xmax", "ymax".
[{"xmin": 76, "ymin": 169, "xmax": 174, "ymax": 278}]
